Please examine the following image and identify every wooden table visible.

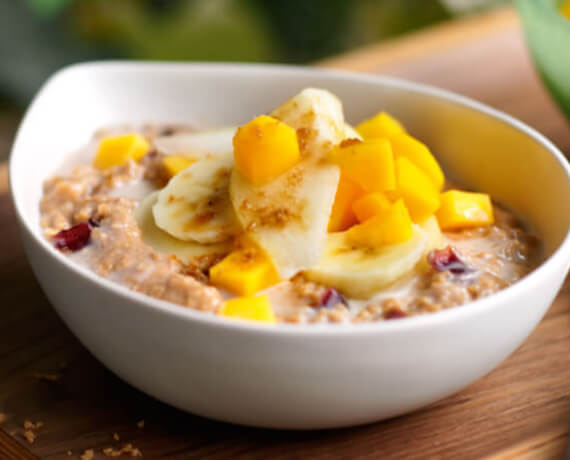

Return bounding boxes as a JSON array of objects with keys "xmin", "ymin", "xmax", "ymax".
[{"xmin": 1, "ymin": 7, "xmax": 569, "ymax": 459}]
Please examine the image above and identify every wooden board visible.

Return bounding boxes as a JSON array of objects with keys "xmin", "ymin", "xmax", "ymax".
[{"xmin": 1, "ymin": 6, "xmax": 569, "ymax": 459}]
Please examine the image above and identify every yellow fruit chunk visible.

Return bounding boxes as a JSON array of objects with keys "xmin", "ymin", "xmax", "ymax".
[
  {"xmin": 394, "ymin": 156, "xmax": 440, "ymax": 222},
  {"xmin": 219, "ymin": 295, "xmax": 276, "ymax": 324},
  {"xmin": 390, "ymin": 134, "xmax": 444, "ymax": 190},
  {"xmin": 333, "ymin": 139, "xmax": 396, "ymax": 192},
  {"xmin": 93, "ymin": 133, "xmax": 150, "ymax": 170},
  {"xmin": 162, "ymin": 155, "xmax": 195, "ymax": 178},
  {"xmin": 347, "ymin": 199, "xmax": 413, "ymax": 248},
  {"xmin": 233, "ymin": 115, "xmax": 300, "ymax": 185},
  {"xmin": 352, "ymin": 192, "xmax": 392, "ymax": 223},
  {"xmin": 209, "ymin": 244, "xmax": 280, "ymax": 296},
  {"xmin": 436, "ymin": 190, "xmax": 494, "ymax": 230},
  {"xmin": 328, "ymin": 174, "xmax": 364, "ymax": 232},
  {"xmin": 356, "ymin": 112, "xmax": 406, "ymax": 140},
  {"xmin": 561, "ymin": 0, "xmax": 570, "ymax": 19}
]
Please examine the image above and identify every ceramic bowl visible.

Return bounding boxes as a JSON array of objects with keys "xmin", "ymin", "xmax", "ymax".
[{"xmin": 10, "ymin": 63, "xmax": 570, "ymax": 429}]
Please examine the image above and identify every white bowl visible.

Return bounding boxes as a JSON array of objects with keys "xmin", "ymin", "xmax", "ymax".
[{"xmin": 10, "ymin": 63, "xmax": 570, "ymax": 429}]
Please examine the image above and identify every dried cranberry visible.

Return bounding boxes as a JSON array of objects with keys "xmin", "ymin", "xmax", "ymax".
[
  {"xmin": 384, "ymin": 309, "xmax": 407, "ymax": 320},
  {"xmin": 53, "ymin": 222, "xmax": 91, "ymax": 252},
  {"xmin": 319, "ymin": 288, "xmax": 348, "ymax": 309},
  {"xmin": 427, "ymin": 246, "xmax": 471, "ymax": 275}
]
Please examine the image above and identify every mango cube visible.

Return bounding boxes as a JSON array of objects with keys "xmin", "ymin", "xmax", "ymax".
[
  {"xmin": 394, "ymin": 156, "xmax": 440, "ymax": 222},
  {"xmin": 209, "ymin": 244, "xmax": 280, "ymax": 296},
  {"xmin": 233, "ymin": 115, "xmax": 300, "ymax": 185},
  {"xmin": 93, "ymin": 133, "xmax": 150, "ymax": 170},
  {"xmin": 219, "ymin": 295, "xmax": 276, "ymax": 324},
  {"xmin": 352, "ymin": 192, "xmax": 392, "ymax": 223},
  {"xmin": 328, "ymin": 174, "xmax": 364, "ymax": 232},
  {"xmin": 347, "ymin": 199, "xmax": 413, "ymax": 247},
  {"xmin": 436, "ymin": 190, "xmax": 494, "ymax": 230},
  {"xmin": 356, "ymin": 112, "xmax": 406, "ymax": 140},
  {"xmin": 390, "ymin": 134, "xmax": 444, "ymax": 190},
  {"xmin": 333, "ymin": 139, "xmax": 396, "ymax": 192},
  {"xmin": 163, "ymin": 155, "xmax": 195, "ymax": 178}
]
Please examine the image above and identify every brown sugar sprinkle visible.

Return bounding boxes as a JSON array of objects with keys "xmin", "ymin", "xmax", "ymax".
[
  {"xmin": 103, "ymin": 443, "xmax": 142, "ymax": 457},
  {"xmin": 32, "ymin": 372, "xmax": 62, "ymax": 383},
  {"xmin": 23, "ymin": 430, "xmax": 36, "ymax": 444},
  {"xmin": 137, "ymin": 420, "xmax": 145, "ymax": 429},
  {"xmin": 339, "ymin": 138, "xmax": 362, "ymax": 148},
  {"xmin": 81, "ymin": 449, "xmax": 95, "ymax": 460},
  {"xmin": 0, "ymin": 413, "xmax": 6, "ymax": 425}
]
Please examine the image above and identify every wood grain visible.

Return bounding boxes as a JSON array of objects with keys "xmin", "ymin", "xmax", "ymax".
[{"xmin": 1, "ymin": 6, "xmax": 569, "ymax": 459}]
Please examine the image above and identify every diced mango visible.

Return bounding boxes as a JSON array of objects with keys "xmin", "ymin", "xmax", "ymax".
[
  {"xmin": 352, "ymin": 192, "xmax": 392, "ymax": 223},
  {"xmin": 209, "ymin": 244, "xmax": 280, "ymax": 296},
  {"xmin": 561, "ymin": 0, "xmax": 570, "ymax": 19},
  {"xmin": 219, "ymin": 295, "xmax": 276, "ymax": 324},
  {"xmin": 333, "ymin": 139, "xmax": 396, "ymax": 192},
  {"xmin": 394, "ymin": 156, "xmax": 440, "ymax": 222},
  {"xmin": 328, "ymin": 174, "xmax": 364, "ymax": 232},
  {"xmin": 436, "ymin": 190, "xmax": 494, "ymax": 230},
  {"xmin": 390, "ymin": 134, "xmax": 444, "ymax": 190},
  {"xmin": 233, "ymin": 115, "xmax": 300, "ymax": 185},
  {"xmin": 347, "ymin": 199, "xmax": 413, "ymax": 247},
  {"xmin": 162, "ymin": 155, "xmax": 195, "ymax": 177},
  {"xmin": 356, "ymin": 112, "xmax": 406, "ymax": 140},
  {"xmin": 93, "ymin": 133, "xmax": 150, "ymax": 170}
]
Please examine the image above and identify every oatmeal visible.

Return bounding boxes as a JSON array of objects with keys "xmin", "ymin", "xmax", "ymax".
[{"xmin": 40, "ymin": 89, "xmax": 542, "ymax": 324}]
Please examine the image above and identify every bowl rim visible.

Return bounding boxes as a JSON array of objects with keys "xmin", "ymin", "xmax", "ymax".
[{"xmin": 10, "ymin": 61, "xmax": 570, "ymax": 337}]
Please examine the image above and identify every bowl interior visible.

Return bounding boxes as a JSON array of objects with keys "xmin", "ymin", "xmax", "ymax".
[{"xmin": 10, "ymin": 63, "xmax": 570, "ymax": 259}]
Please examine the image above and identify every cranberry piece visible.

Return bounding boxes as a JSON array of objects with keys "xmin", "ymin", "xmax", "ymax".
[
  {"xmin": 53, "ymin": 222, "xmax": 91, "ymax": 252},
  {"xmin": 384, "ymin": 309, "xmax": 407, "ymax": 320},
  {"xmin": 427, "ymin": 246, "xmax": 471, "ymax": 275},
  {"xmin": 319, "ymin": 288, "xmax": 348, "ymax": 309}
]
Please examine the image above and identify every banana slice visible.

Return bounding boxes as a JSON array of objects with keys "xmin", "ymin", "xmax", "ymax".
[
  {"xmin": 153, "ymin": 127, "xmax": 236, "ymax": 158},
  {"xmin": 153, "ymin": 152, "xmax": 240, "ymax": 243},
  {"xmin": 304, "ymin": 225, "xmax": 429, "ymax": 299},
  {"xmin": 343, "ymin": 123, "xmax": 362, "ymax": 141},
  {"xmin": 270, "ymin": 88, "xmax": 346, "ymax": 158},
  {"xmin": 230, "ymin": 89, "xmax": 347, "ymax": 278},
  {"xmin": 230, "ymin": 161, "xmax": 340, "ymax": 279},
  {"xmin": 135, "ymin": 192, "xmax": 231, "ymax": 264}
]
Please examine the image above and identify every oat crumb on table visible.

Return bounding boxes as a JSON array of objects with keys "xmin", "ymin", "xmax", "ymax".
[
  {"xmin": 24, "ymin": 419, "xmax": 43, "ymax": 430},
  {"xmin": 81, "ymin": 449, "xmax": 95, "ymax": 460},
  {"xmin": 67, "ymin": 451, "xmax": 73, "ymax": 456},
  {"xmin": 32, "ymin": 372, "xmax": 62, "ymax": 382},
  {"xmin": 0, "ymin": 413, "xmax": 6, "ymax": 424},
  {"xmin": 136, "ymin": 420, "xmax": 144, "ymax": 429},
  {"xmin": 103, "ymin": 443, "xmax": 142, "ymax": 457},
  {"xmin": 23, "ymin": 430, "xmax": 35, "ymax": 444},
  {"xmin": 113, "ymin": 432, "xmax": 120, "ymax": 441}
]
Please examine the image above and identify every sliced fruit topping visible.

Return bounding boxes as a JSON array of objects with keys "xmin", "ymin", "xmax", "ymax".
[
  {"xmin": 135, "ymin": 192, "xmax": 231, "ymax": 265},
  {"xmin": 233, "ymin": 115, "xmax": 300, "ymax": 185},
  {"xmin": 393, "ymin": 156, "xmax": 440, "ymax": 223},
  {"xmin": 328, "ymin": 174, "xmax": 364, "ymax": 232},
  {"xmin": 332, "ymin": 139, "xmax": 396, "ymax": 193},
  {"xmin": 153, "ymin": 152, "xmax": 240, "ymax": 244},
  {"xmin": 347, "ymin": 199, "xmax": 413, "ymax": 248},
  {"xmin": 162, "ymin": 155, "xmax": 196, "ymax": 178},
  {"xmin": 304, "ymin": 222, "xmax": 429, "ymax": 299},
  {"xmin": 352, "ymin": 192, "xmax": 392, "ymax": 223},
  {"xmin": 270, "ymin": 88, "xmax": 346, "ymax": 158},
  {"xmin": 219, "ymin": 295, "xmax": 276, "ymax": 324},
  {"xmin": 93, "ymin": 133, "xmax": 150, "ymax": 170},
  {"xmin": 153, "ymin": 127, "xmax": 236, "ymax": 158},
  {"xmin": 436, "ymin": 190, "xmax": 494, "ymax": 230},
  {"xmin": 53, "ymin": 222, "xmax": 92, "ymax": 252},
  {"xmin": 390, "ymin": 134, "xmax": 444, "ymax": 190},
  {"xmin": 319, "ymin": 288, "xmax": 349, "ymax": 309},
  {"xmin": 230, "ymin": 162, "xmax": 340, "ymax": 278},
  {"xmin": 427, "ymin": 246, "xmax": 471, "ymax": 275},
  {"xmin": 209, "ymin": 241, "xmax": 280, "ymax": 296},
  {"xmin": 356, "ymin": 112, "xmax": 406, "ymax": 140}
]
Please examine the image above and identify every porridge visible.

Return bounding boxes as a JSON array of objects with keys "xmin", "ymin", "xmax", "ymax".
[{"xmin": 40, "ymin": 89, "xmax": 541, "ymax": 324}]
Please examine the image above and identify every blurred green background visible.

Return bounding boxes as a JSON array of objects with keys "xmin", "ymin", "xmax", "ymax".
[{"xmin": 0, "ymin": 0, "xmax": 508, "ymax": 157}]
